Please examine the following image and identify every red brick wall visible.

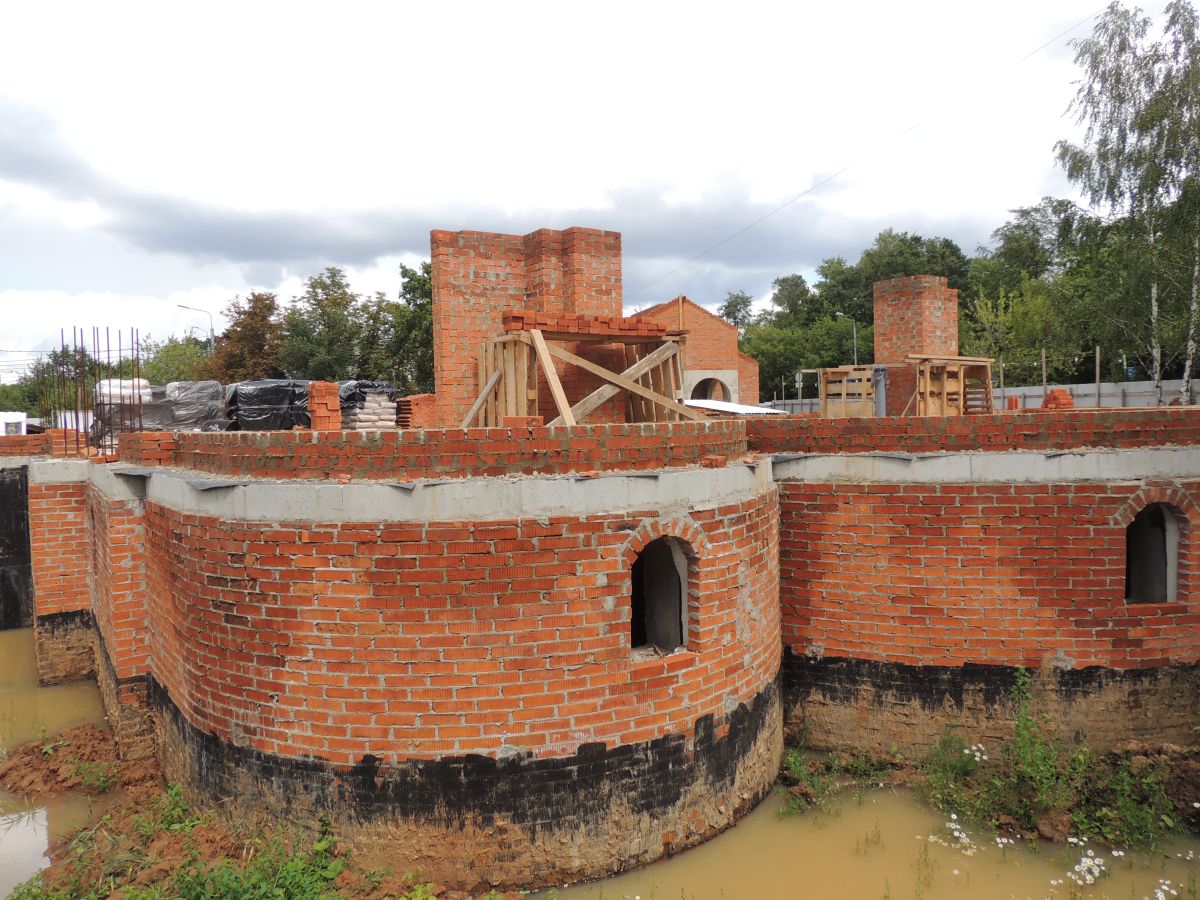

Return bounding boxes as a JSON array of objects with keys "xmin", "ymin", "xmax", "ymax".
[
  {"xmin": 86, "ymin": 485, "xmax": 149, "ymax": 683},
  {"xmin": 119, "ymin": 421, "xmax": 747, "ymax": 481},
  {"xmin": 738, "ymin": 352, "xmax": 760, "ymax": 405},
  {"xmin": 746, "ymin": 407, "xmax": 1200, "ymax": 455},
  {"xmin": 28, "ymin": 482, "xmax": 89, "ymax": 618},
  {"xmin": 118, "ymin": 432, "xmax": 177, "ymax": 465},
  {"xmin": 430, "ymin": 228, "xmax": 624, "ymax": 426},
  {"xmin": 142, "ymin": 488, "xmax": 780, "ymax": 765},
  {"xmin": 872, "ymin": 275, "xmax": 959, "ymax": 363},
  {"xmin": 0, "ymin": 431, "xmax": 94, "ymax": 458},
  {"xmin": 0, "ymin": 434, "xmax": 51, "ymax": 456},
  {"xmin": 634, "ymin": 297, "xmax": 760, "ymax": 405},
  {"xmin": 779, "ymin": 480, "xmax": 1199, "ymax": 670}
]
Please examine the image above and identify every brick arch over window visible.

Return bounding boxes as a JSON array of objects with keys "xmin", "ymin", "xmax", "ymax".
[
  {"xmin": 620, "ymin": 518, "xmax": 707, "ymax": 652},
  {"xmin": 1110, "ymin": 482, "xmax": 1197, "ymax": 529},
  {"xmin": 1111, "ymin": 481, "xmax": 1195, "ymax": 606}
]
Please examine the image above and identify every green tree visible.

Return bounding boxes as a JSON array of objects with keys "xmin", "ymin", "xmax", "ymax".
[
  {"xmin": 0, "ymin": 381, "xmax": 34, "ymax": 414},
  {"xmin": 1056, "ymin": 1, "xmax": 1171, "ymax": 400},
  {"xmin": 207, "ymin": 292, "xmax": 283, "ymax": 383},
  {"xmin": 717, "ymin": 290, "xmax": 755, "ymax": 335},
  {"xmin": 140, "ymin": 335, "xmax": 208, "ymax": 384},
  {"xmin": 1157, "ymin": 0, "xmax": 1200, "ymax": 401},
  {"xmin": 812, "ymin": 230, "xmax": 971, "ymax": 325},
  {"xmin": 277, "ymin": 268, "xmax": 366, "ymax": 381},
  {"xmin": 387, "ymin": 261, "xmax": 434, "ymax": 394}
]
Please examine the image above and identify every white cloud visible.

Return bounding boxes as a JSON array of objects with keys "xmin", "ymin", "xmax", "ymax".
[{"xmin": 0, "ymin": 0, "xmax": 1170, "ymax": 363}]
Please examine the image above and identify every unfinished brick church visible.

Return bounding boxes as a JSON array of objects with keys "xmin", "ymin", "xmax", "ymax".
[{"xmin": 1, "ymin": 226, "xmax": 1197, "ymax": 891}]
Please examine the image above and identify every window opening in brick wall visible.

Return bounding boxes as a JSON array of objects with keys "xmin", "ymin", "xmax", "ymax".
[
  {"xmin": 1125, "ymin": 503, "xmax": 1179, "ymax": 603},
  {"xmin": 630, "ymin": 536, "xmax": 688, "ymax": 653},
  {"xmin": 691, "ymin": 378, "xmax": 730, "ymax": 402}
]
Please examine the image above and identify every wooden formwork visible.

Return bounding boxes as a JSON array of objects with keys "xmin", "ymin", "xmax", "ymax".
[
  {"xmin": 462, "ymin": 328, "xmax": 705, "ymax": 428},
  {"xmin": 906, "ymin": 354, "xmax": 994, "ymax": 416},
  {"xmin": 819, "ymin": 366, "xmax": 875, "ymax": 418}
]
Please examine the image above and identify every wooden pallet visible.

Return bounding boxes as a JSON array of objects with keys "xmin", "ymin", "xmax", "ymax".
[{"xmin": 819, "ymin": 366, "xmax": 875, "ymax": 418}]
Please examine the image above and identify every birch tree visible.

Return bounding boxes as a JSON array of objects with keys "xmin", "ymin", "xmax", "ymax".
[
  {"xmin": 1056, "ymin": 2, "xmax": 1170, "ymax": 402},
  {"xmin": 1158, "ymin": 0, "xmax": 1200, "ymax": 402}
]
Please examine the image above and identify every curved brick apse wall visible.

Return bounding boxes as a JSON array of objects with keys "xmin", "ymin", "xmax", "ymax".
[
  {"xmin": 134, "ymin": 461, "xmax": 780, "ymax": 890},
  {"xmin": 776, "ymin": 447, "xmax": 1200, "ymax": 755},
  {"xmin": 119, "ymin": 420, "xmax": 747, "ymax": 481}
]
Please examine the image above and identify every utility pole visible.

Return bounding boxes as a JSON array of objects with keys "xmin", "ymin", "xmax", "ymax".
[
  {"xmin": 178, "ymin": 304, "xmax": 215, "ymax": 351},
  {"xmin": 834, "ymin": 312, "xmax": 858, "ymax": 365}
]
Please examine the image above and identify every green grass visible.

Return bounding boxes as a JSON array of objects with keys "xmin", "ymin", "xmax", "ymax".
[{"xmin": 916, "ymin": 667, "xmax": 1177, "ymax": 848}]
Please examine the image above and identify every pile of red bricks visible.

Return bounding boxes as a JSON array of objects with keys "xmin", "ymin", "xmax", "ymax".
[
  {"xmin": 396, "ymin": 393, "xmax": 437, "ymax": 428},
  {"xmin": 502, "ymin": 309, "xmax": 666, "ymax": 338},
  {"xmin": 1041, "ymin": 388, "xmax": 1076, "ymax": 410},
  {"xmin": 307, "ymin": 381, "xmax": 342, "ymax": 431}
]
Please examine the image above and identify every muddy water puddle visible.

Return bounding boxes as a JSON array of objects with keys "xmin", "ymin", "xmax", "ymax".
[
  {"xmin": 547, "ymin": 792, "xmax": 1200, "ymax": 900},
  {"xmin": 0, "ymin": 627, "xmax": 110, "ymax": 896}
]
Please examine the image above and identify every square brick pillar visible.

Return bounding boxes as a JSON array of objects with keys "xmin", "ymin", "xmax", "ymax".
[{"xmin": 872, "ymin": 276, "xmax": 959, "ymax": 416}]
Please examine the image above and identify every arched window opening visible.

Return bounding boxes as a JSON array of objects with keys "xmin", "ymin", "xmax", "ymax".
[
  {"xmin": 1125, "ymin": 503, "xmax": 1179, "ymax": 603},
  {"xmin": 690, "ymin": 378, "xmax": 730, "ymax": 402},
  {"xmin": 630, "ymin": 536, "xmax": 689, "ymax": 653}
]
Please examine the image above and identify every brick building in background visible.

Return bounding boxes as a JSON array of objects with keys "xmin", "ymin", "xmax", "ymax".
[{"xmin": 633, "ymin": 296, "xmax": 760, "ymax": 404}]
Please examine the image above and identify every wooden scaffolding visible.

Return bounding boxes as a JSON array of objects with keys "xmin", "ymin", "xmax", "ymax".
[
  {"xmin": 906, "ymin": 354, "xmax": 995, "ymax": 416},
  {"xmin": 461, "ymin": 321, "xmax": 707, "ymax": 428}
]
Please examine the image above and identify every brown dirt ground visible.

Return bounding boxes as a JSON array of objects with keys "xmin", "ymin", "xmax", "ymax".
[
  {"xmin": 2, "ymin": 726, "xmax": 524, "ymax": 898},
  {"xmin": 0, "ymin": 724, "xmax": 155, "ymax": 797}
]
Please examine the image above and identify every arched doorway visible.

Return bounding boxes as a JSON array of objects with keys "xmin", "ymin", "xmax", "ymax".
[{"xmin": 690, "ymin": 378, "xmax": 730, "ymax": 402}]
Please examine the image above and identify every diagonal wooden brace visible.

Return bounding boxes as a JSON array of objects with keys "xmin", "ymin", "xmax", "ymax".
[
  {"xmin": 548, "ymin": 341, "xmax": 680, "ymax": 425},
  {"xmin": 545, "ymin": 343, "xmax": 706, "ymax": 423}
]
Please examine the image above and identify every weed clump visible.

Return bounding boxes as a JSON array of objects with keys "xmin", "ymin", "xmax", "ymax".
[
  {"xmin": 779, "ymin": 731, "xmax": 902, "ymax": 812},
  {"xmin": 918, "ymin": 667, "xmax": 1183, "ymax": 849}
]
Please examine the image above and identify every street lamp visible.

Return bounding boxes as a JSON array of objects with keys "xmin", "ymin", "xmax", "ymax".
[
  {"xmin": 834, "ymin": 312, "xmax": 858, "ymax": 365},
  {"xmin": 177, "ymin": 305, "xmax": 215, "ymax": 351}
]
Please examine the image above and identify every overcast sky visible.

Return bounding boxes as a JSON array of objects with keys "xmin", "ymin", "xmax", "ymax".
[{"xmin": 0, "ymin": 1, "xmax": 1153, "ymax": 380}]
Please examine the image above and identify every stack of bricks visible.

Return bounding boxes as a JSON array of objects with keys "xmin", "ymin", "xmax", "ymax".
[
  {"xmin": 341, "ymin": 392, "xmax": 398, "ymax": 430},
  {"xmin": 396, "ymin": 393, "xmax": 437, "ymax": 428},
  {"xmin": 307, "ymin": 382, "xmax": 342, "ymax": 431},
  {"xmin": 502, "ymin": 309, "xmax": 666, "ymax": 338},
  {"xmin": 872, "ymin": 276, "xmax": 960, "ymax": 416},
  {"xmin": 1041, "ymin": 388, "xmax": 1076, "ymax": 410}
]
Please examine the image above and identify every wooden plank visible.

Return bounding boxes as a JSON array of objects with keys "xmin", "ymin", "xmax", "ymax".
[
  {"xmin": 550, "ymin": 340, "xmax": 679, "ymax": 425},
  {"xmin": 662, "ymin": 350, "xmax": 678, "ymax": 420},
  {"xmin": 485, "ymin": 341, "xmax": 497, "ymax": 426},
  {"xmin": 461, "ymin": 368, "xmax": 503, "ymax": 429},
  {"xmin": 503, "ymin": 342, "xmax": 517, "ymax": 418},
  {"xmin": 530, "ymin": 329, "xmax": 576, "ymax": 426},
  {"xmin": 648, "ymin": 355, "xmax": 664, "ymax": 422},
  {"xmin": 634, "ymin": 344, "xmax": 652, "ymax": 421},
  {"xmin": 476, "ymin": 341, "xmax": 487, "ymax": 427},
  {"xmin": 545, "ymin": 343, "xmax": 706, "ymax": 422},
  {"xmin": 623, "ymin": 345, "xmax": 638, "ymax": 421}
]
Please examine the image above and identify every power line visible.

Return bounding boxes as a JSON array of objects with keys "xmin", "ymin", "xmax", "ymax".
[{"xmin": 627, "ymin": 6, "xmax": 1107, "ymax": 300}]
